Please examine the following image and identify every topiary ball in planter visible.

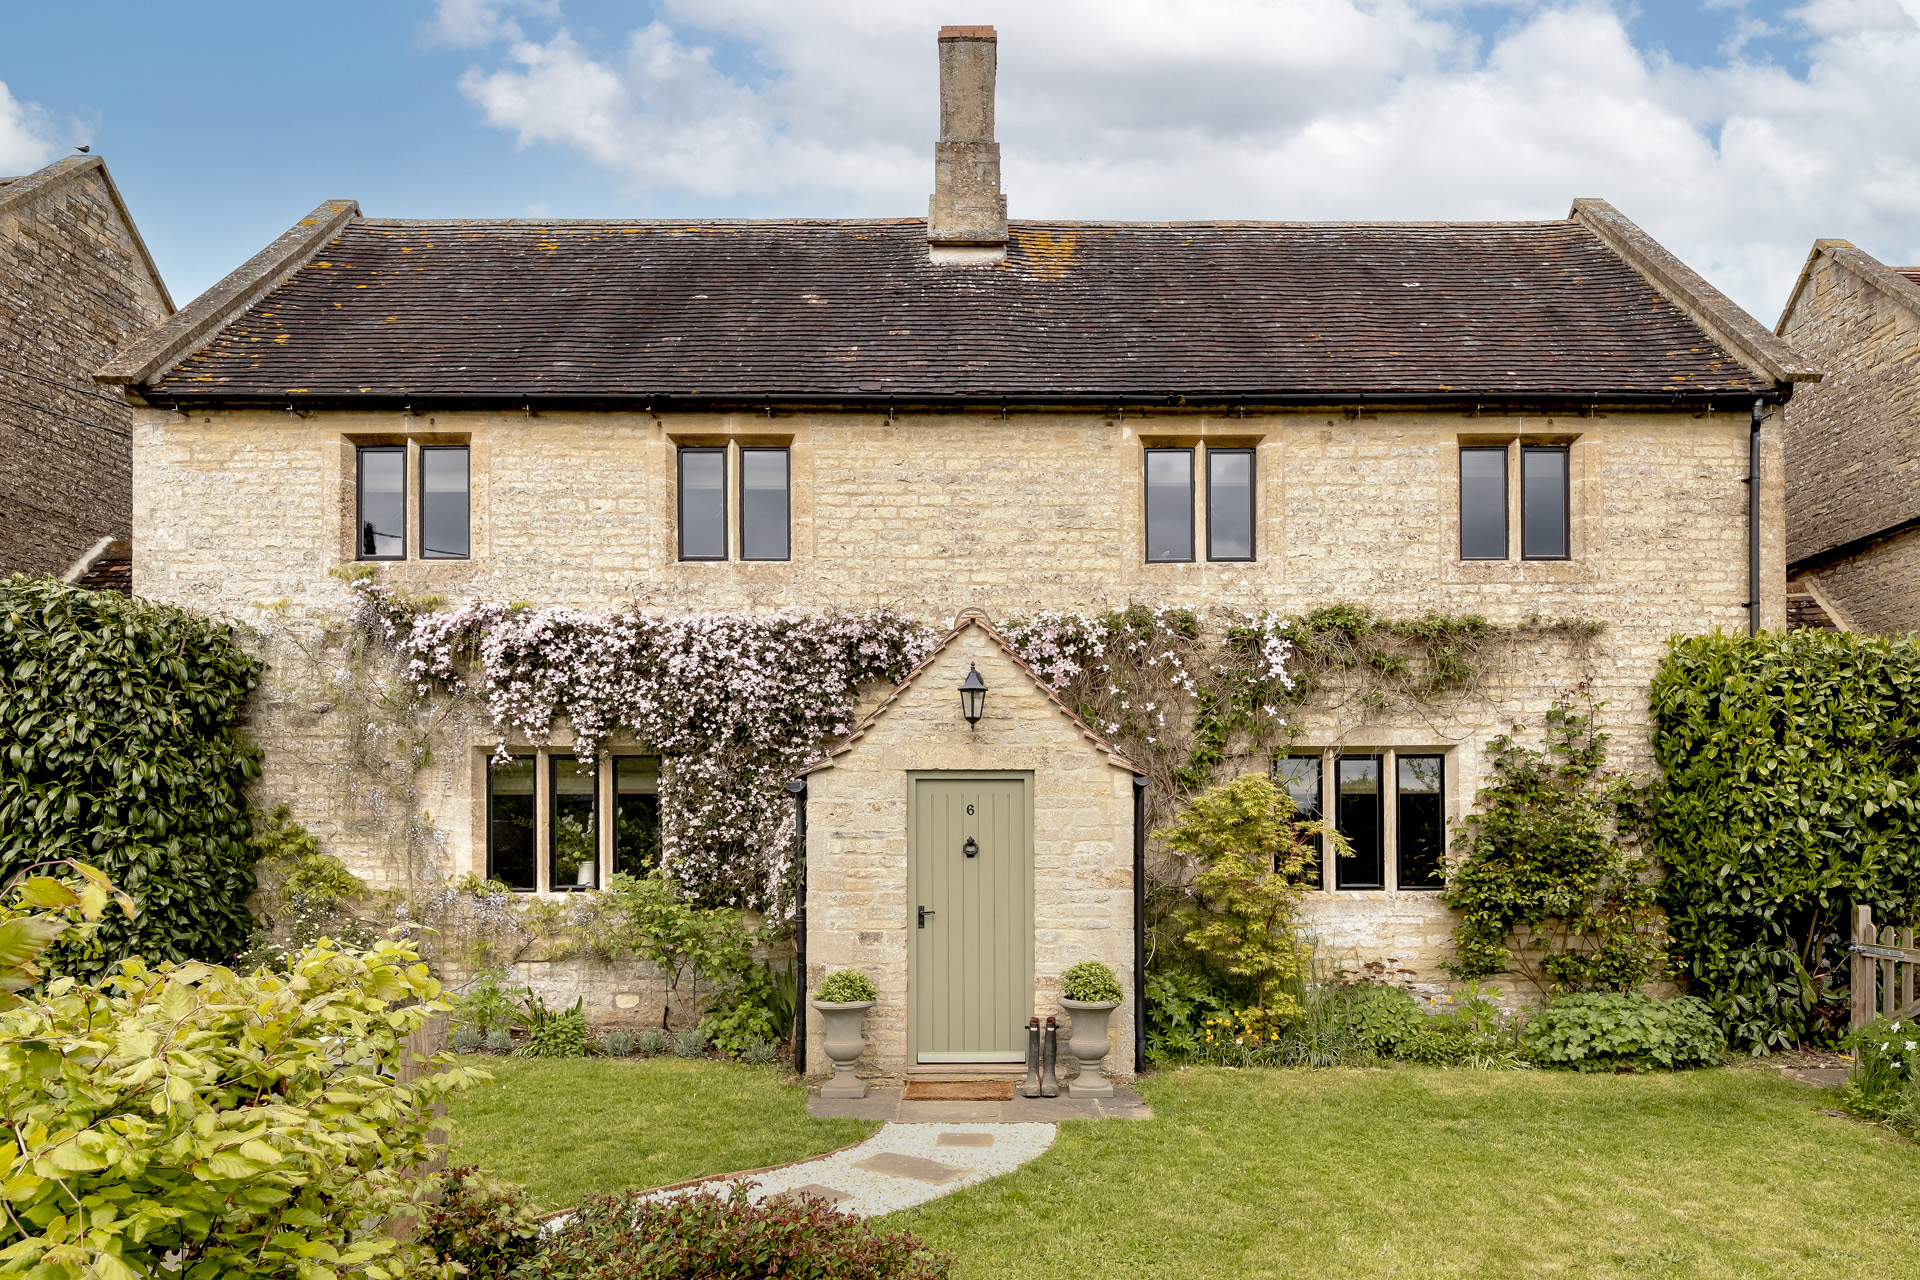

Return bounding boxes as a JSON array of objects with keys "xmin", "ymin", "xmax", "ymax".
[
  {"xmin": 1060, "ymin": 961, "xmax": 1124, "ymax": 1005},
  {"xmin": 815, "ymin": 969, "xmax": 879, "ymax": 1004},
  {"xmin": 812, "ymin": 970, "xmax": 878, "ymax": 1100}
]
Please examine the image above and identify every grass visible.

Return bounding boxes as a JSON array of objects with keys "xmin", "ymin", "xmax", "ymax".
[
  {"xmin": 898, "ymin": 1067, "xmax": 1920, "ymax": 1280},
  {"xmin": 444, "ymin": 1056, "xmax": 876, "ymax": 1210}
]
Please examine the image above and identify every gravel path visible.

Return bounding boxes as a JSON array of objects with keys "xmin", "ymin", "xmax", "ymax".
[{"xmin": 650, "ymin": 1122, "xmax": 1056, "ymax": 1217}]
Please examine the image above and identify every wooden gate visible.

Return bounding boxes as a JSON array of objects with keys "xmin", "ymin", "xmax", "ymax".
[{"xmin": 1850, "ymin": 905, "xmax": 1920, "ymax": 1029}]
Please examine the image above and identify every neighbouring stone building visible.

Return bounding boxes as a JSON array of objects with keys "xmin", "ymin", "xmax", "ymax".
[
  {"xmin": 100, "ymin": 27, "xmax": 1814, "ymax": 1085},
  {"xmin": 1776, "ymin": 239, "xmax": 1920, "ymax": 634},
  {"xmin": 2, "ymin": 155, "xmax": 172, "ymax": 582}
]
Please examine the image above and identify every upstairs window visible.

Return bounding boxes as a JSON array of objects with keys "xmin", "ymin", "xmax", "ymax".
[
  {"xmin": 356, "ymin": 446, "xmax": 406, "ymax": 560},
  {"xmin": 678, "ymin": 447, "xmax": 728, "ymax": 560},
  {"xmin": 487, "ymin": 755, "xmax": 537, "ymax": 891},
  {"xmin": 1459, "ymin": 446, "xmax": 1508, "ymax": 560},
  {"xmin": 739, "ymin": 448, "xmax": 791, "ymax": 561},
  {"xmin": 1522, "ymin": 446, "xmax": 1570, "ymax": 559},
  {"xmin": 1206, "ymin": 448, "xmax": 1254, "ymax": 561},
  {"xmin": 420, "ymin": 446, "xmax": 470, "ymax": 560},
  {"xmin": 1145, "ymin": 448, "xmax": 1193, "ymax": 563}
]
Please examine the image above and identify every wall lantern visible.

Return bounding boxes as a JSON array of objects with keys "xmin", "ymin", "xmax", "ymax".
[{"xmin": 958, "ymin": 663, "xmax": 988, "ymax": 727}]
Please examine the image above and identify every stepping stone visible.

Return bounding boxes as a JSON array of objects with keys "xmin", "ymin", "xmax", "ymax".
[
  {"xmin": 853, "ymin": 1152, "xmax": 966, "ymax": 1184},
  {"xmin": 779, "ymin": 1183, "xmax": 853, "ymax": 1205},
  {"xmin": 937, "ymin": 1132, "xmax": 994, "ymax": 1148}
]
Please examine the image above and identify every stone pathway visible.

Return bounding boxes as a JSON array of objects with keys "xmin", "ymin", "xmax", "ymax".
[
  {"xmin": 649, "ymin": 1122, "xmax": 1058, "ymax": 1217},
  {"xmin": 809, "ymin": 1083, "xmax": 1153, "ymax": 1123}
]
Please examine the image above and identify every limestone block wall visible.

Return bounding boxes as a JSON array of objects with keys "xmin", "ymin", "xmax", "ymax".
[
  {"xmin": 133, "ymin": 403, "xmax": 1778, "ymax": 994},
  {"xmin": 1797, "ymin": 528, "xmax": 1920, "ymax": 635},
  {"xmin": 802, "ymin": 623, "xmax": 1137, "ymax": 1082},
  {"xmin": 0, "ymin": 161, "xmax": 168, "ymax": 576}
]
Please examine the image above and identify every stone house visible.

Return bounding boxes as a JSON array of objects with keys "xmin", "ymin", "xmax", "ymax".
[
  {"xmin": 1776, "ymin": 240, "xmax": 1920, "ymax": 633},
  {"xmin": 99, "ymin": 27, "xmax": 1813, "ymax": 1084},
  {"xmin": 2, "ymin": 154, "xmax": 172, "ymax": 582}
]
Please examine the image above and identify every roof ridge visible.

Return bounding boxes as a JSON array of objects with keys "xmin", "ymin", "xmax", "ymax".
[{"xmin": 348, "ymin": 215, "xmax": 1575, "ymax": 232}]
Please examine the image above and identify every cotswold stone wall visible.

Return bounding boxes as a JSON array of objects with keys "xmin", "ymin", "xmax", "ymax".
[
  {"xmin": 134, "ymin": 404, "xmax": 1785, "ymax": 994},
  {"xmin": 803, "ymin": 622, "xmax": 1137, "ymax": 1083},
  {"xmin": 0, "ymin": 161, "xmax": 168, "ymax": 576},
  {"xmin": 1778, "ymin": 249, "xmax": 1920, "ymax": 633}
]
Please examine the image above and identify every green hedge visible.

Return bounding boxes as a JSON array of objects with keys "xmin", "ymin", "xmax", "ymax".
[
  {"xmin": 0, "ymin": 576, "xmax": 262, "ymax": 972},
  {"xmin": 1650, "ymin": 630, "xmax": 1920, "ymax": 1053}
]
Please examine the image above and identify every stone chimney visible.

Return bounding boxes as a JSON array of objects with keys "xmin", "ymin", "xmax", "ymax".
[{"xmin": 928, "ymin": 25, "xmax": 1007, "ymax": 264}]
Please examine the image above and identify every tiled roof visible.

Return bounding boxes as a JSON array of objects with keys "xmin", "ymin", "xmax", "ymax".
[
  {"xmin": 148, "ymin": 217, "xmax": 1764, "ymax": 402},
  {"xmin": 1900, "ymin": 269, "xmax": 1920, "ymax": 288}
]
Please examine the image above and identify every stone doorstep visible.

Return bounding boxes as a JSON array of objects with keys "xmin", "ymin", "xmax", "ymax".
[{"xmin": 852, "ymin": 1151, "xmax": 968, "ymax": 1184}]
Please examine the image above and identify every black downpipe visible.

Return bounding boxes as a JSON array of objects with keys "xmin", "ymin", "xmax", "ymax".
[
  {"xmin": 1133, "ymin": 774, "xmax": 1149, "ymax": 1075},
  {"xmin": 1748, "ymin": 399, "xmax": 1764, "ymax": 636},
  {"xmin": 786, "ymin": 777, "xmax": 808, "ymax": 1074}
]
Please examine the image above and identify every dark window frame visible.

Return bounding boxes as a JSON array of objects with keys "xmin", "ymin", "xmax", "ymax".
[
  {"xmin": 485, "ymin": 753, "xmax": 538, "ymax": 893},
  {"xmin": 1205, "ymin": 446, "xmax": 1256, "ymax": 562},
  {"xmin": 418, "ymin": 444, "xmax": 471, "ymax": 561},
  {"xmin": 737, "ymin": 446, "xmax": 792, "ymax": 562},
  {"xmin": 1394, "ymin": 753, "xmax": 1447, "ymax": 891},
  {"xmin": 1521, "ymin": 445, "xmax": 1572, "ymax": 561},
  {"xmin": 1273, "ymin": 752, "xmax": 1324, "ymax": 887},
  {"xmin": 548, "ymin": 754, "xmax": 600, "ymax": 893},
  {"xmin": 677, "ymin": 446, "xmax": 729, "ymax": 562},
  {"xmin": 1334, "ymin": 754, "xmax": 1386, "ymax": 891},
  {"xmin": 613, "ymin": 755, "xmax": 663, "ymax": 878},
  {"xmin": 1143, "ymin": 447, "xmax": 1196, "ymax": 564},
  {"xmin": 1458, "ymin": 445, "xmax": 1510, "ymax": 561},
  {"xmin": 355, "ymin": 444, "xmax": 408, "ymax": 562}
]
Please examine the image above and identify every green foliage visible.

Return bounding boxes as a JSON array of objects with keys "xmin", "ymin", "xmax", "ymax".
[
  {"xmin": 235, "ymin": 806, "xmax": 373, "ymax": 972},
  {"xmin": 452, "ymin": 968, "xmax": 521, "ymax": 1033},
  {"xmin": 600, "ymin": 872, "xmax": 751, "ymax": 1028},
  {"xmin": 451, "ymin": 1025, "xmax": 484, "ymax": 1053},
  {"xmin": 1336, "ymin": 983, "xmax": 1429, "ymax": 1055},
  {"xmin": 1524, "ymin": 992, "xmax": 1727, "ymax": 1072},
  {"xmin": 816, "ymin": 969, "xmax": 879, "ymax": 1003},
  {"xmin": 698, "ymin": 961, "xmax": 784, "ymax": 1056},
  {"xmin": 637, "ymin": 1027, "xmax": 669, "ymax": 1056},
  {"xmin": 0, "ymin": 860, "xmax": 135, "ymax": 1006},
  {"xmin": 600, "ymin": 1028, "xmax": 635, "ymax": 1057},
  {"xmin": 515, "ymin": 994, "xmax": 588, "ymax": 1058},
  {"xmin": 1061, "ymin": 959, "xmax": 1124, "ymax": 1004},
  {"xmin": 1837, "ymin": 1017, "xmax": 1919, "ymax": 1137},
  {"xmin": 1650, "ymin": 630, "xmax": 1920, "ymax": 1052},
  {"xmin": 1162, "ymin": 774, "xmax": 1330, "ymax": 1036},
  {"xmin": 517, "ymin": 1183, "xmax": 950, "ymax": 1280},
  {"xmin": 412, "ymin": 1166, "xmax": 544, "ymax": 1280},
  {"xmin": 0, "ymin": 936, "xmax": 479, "ymax": 1280},
  {"xmin": 673, "ymin": 1025, "xmax": 710, "ymax": 1058},
  {"xmin": 1443, "ymin": 703, "xmax": 1666, "ymax": 995},
  {"xmin": 1143, "ymin": 966, "xmax": 1236, "ymax": 1059},
  {"xmin": 484, "ymin": 1026, "xmax": 514, "ymax": 1053},
  {"xmin": 0, "ymin": 577, "xmax": 264, "ymax": 975},
  {"xmin": 741, "ymin": 1036, "xmax": 778, "ymax": 1066}
]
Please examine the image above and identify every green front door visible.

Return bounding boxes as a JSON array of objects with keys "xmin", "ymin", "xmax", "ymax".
[{"xmin": 908, "ymin": 773, "xmax": 1034, "ymax": 1065}]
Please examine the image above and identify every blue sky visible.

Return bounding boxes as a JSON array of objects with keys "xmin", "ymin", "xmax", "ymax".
[{"xmin": 3, "ymin": 0, "xmax": 1915, "ymax": 318}]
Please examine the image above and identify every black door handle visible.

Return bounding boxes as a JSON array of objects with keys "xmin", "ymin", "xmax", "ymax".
[{"xmin": 918, "ymin": 905, "xmax": 935, "ymax": 928}]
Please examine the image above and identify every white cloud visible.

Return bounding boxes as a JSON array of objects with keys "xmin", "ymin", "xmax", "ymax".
[
  {"xmin": 447, "ymin": 0, "xmax": 1920, "ymax": 320},
  {"xmin": 424, "ymin": 0, "xmax": 561, "ymax": 49},
  {"xmin": 0, "ymin": 81, "xmax": 61, "ymax": 174}
]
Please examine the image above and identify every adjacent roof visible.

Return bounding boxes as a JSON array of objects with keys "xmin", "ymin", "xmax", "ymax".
[
  {"xmin": 113, "ymin": 203, "xmax": 1807, "ymax": 406},
  {"xmin": 802, "ymin": 611, "xmax": 1141, "ymax": 776}
]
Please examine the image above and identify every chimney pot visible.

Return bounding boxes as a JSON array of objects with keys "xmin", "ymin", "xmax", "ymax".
[{"xmin": 928, "ymin": 24, "xmax": 1007, "ymax": 263}]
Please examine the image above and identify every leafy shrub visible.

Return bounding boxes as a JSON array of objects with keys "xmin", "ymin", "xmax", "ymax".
[
  {"xmin": 0, "ymin": 936, "xmax": 477, "ymax": 1279},
  {"xmin": 1397, "ymin": 985, "xmax": 1527, "ymax": 1067},
  {"xmin": 817, "ymin": 969, "xmax": 879, "ymax": 1003},
  {"xmin": 1336, "ymin": 983, "xmax": 1428, "ymax": 1055},
  {"xmin": 0, "ymin": 576, "xmax": 264, "ymax": 975},
  {"xmin": 1144, "ymin": 965, "xmax": 1235, "ymax": 1059},
  {"xmin": 516, "ymin": 994, "xmax": 588, "ymax": 1058},
  {"xmin": 1444, "ymin": 704, "xmax": 1666, "ymax": 995},
  {"xmin": 413, "ymin": 1165, "xmax": 545, "ymax": 1280},
  {"xmin": 638, "ymin": 1027, "xmax": 669, "ymax": 1056},
  {"xmin": 452, "ymin": 1025, "xmax": 485, "ymax": 1053},
  {"xmin": 699, "ymin": 961, "xmax": 784, "ymax": 1055},
  {"xmin": 1062, "ymin": 960, "xmax": 1124, "ymax": 1004},
  {"xmin": 1160, "ymin": 773, "xmax": 1330, "ymax": 1036},
  {"xmin": 674, "ymin": 1025, "xmax": 710, "ymax": 1058},
  {"xmin": 1838, "ymin": 1018, "xmax": 1919, "ymax": 1137},
  {"xmin": 233, "ymin": 805, "xmax": 373, "ymax": 972},
  {"xmin": 518, "ymin": 1183, "xmax": 950, "ymax": 1279},
  {"xmin": 1650, "ymin": 631, "xmax": 1920, "ymax": 1052},
  {"xmin": 742, "ymin": 1036, "xmax": 778, "ymax": 1065},
  {"xmin": 454, "ymin": 968, "xmax": 522, "ymax": 1033},
  {"xmin": 1524, "ymin": 993, "xmax": 1726, "ymax": 1071},
  {"xmin": 601, "ymin": 1028, "xmax": 635, "ymax": 1057},
  {"xmin": 485, "ymin": 1026, "xmax": 515, "ymax": 1053}
]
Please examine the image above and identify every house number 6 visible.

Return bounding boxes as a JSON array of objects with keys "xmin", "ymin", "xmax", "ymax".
[{"xmin": 966, "ymin": 804, "xmax": 975, "ymax": 815}]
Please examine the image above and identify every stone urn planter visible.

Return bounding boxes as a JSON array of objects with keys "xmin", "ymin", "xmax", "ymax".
[
  {"xmin": 812, "ymin": 1000, "xmax": 875, "ymax": 1099},
  {"xmin": 1059, "ymin": 998, "xmax": 1121, "ymax": 1098}
]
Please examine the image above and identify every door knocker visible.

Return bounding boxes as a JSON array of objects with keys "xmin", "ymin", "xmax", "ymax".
[{"xmin": 962, "ymin": 836, "xmax": 979, "ymax": 859}]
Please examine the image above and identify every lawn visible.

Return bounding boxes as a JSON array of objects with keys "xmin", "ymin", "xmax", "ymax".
[
  {"xmin": 444, "ymin": 1056, "xmax": 877, "ymax": 1210},
  {"xmin": 899, "ymin": 1067, "xmax": 1920, "ymax": 1280}
]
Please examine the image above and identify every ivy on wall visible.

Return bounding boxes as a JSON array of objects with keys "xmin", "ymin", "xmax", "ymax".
[
  {"xmin": 0, "ymin": 576, "xmax": 262, "ymax": 973},
  {"xmin": 1650, "ymin": 630, "xmax": 1920, "ymax": 1052}
]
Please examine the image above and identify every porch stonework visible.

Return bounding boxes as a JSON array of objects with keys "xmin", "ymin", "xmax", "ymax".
[{"xmin": 802, "ymin": 617, "xmax": 1138, "ymax": 1085}]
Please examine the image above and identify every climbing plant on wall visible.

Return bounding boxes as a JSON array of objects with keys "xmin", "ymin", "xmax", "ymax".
[
  {"xmin": 0, "ymin": 576, "xmax": 262, "ymax": 974},
  {"xmin": 1650, "ymin": 629, "xmax": 1920, "ymax": 1052}
]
